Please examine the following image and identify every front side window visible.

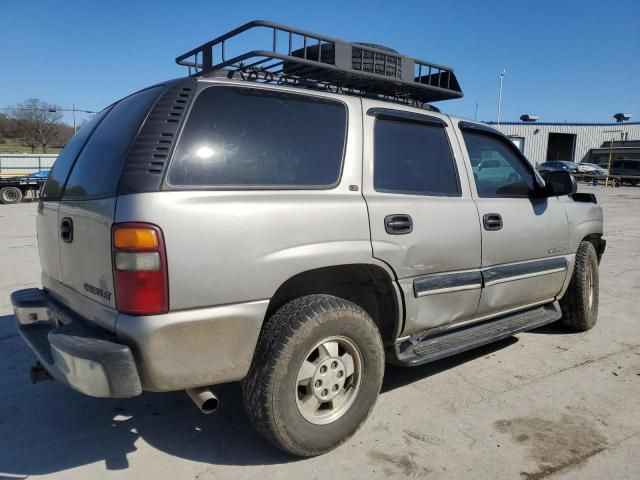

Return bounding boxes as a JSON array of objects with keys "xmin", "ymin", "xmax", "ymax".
[
  {"xmin": 167, "ymin": 87, "xmax": 347, "ymax": 188},
  {"xmin": 463, "ymin": 131, "xmax": 536, "ymax": 197},
  {"xmin": 373, "ymin": 118, "xmax": 460, "ymax": 196}
]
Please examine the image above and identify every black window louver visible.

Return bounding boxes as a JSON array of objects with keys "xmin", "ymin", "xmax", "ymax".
[{"xmin": 118, "ymin": 78, "xmax": 196, "ymax": 194}]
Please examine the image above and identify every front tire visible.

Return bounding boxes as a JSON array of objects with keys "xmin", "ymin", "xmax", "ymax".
[
  {"xmin": 242, "ymin": 294, "xmax": 384, "ymax": 456},
  {"xmin": 559, "ymin": 241, "xmax": 599, "ymax": 331}
]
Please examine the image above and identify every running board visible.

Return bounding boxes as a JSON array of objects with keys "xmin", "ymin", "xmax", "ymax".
[{"xmin": 393, "ymin": 302, "xmax": 562, "ymax": 366}]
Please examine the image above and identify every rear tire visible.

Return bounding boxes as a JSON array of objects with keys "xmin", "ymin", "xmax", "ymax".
[
  {"xmin": 0, "ymin": 187, "xmax": 23, "ymax": 205},
  {"xmin": 559, "ymin": 241, "xmax": 599, "ymax": 331},
  {"xmin": 242, "ymin": 294, "xmax": 384, "ymax": 456}
]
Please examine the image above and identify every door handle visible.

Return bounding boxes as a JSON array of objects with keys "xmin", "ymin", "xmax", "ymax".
[
  {"xmin": 483, "ymin": 213, "xmax": 503, "ymax": 231},
  {"xmin": 385, "ymin": 214, "xmax": 413, "ymax": 235},
  {"xmin": 60, "ymin": 217, "xmax": 74, "ymax": 243}
]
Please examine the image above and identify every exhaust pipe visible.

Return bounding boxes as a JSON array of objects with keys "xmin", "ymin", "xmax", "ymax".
[{"xmin": 186, "ymin": 386, "xmax": 220, "ymax": 414}]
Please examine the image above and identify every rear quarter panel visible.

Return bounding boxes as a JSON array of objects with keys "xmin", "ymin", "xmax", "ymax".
[{"xmin": 114, "ymin": 189, "xmax": 373, "ymax": 310}]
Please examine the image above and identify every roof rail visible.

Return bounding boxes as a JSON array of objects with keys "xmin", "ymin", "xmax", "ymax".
[{"xmin": 175, "ymin": 20, "xmax": 463, "ymax": 106}]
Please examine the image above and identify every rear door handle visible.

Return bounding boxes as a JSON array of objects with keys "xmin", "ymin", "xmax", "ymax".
[
  {"xmin": 60, "ymin": 217, "xmax": 74, "ymax": 243},
  {"xmin": 384, "ymin": 214, "xmax": 413, "ymax": 235},
  {"xmin": 483, "ymin": 213, "xmax": 503, "ymax": 231}
]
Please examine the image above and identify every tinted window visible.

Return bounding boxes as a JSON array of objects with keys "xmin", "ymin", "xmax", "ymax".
[
  {"xmin": 625, "ymin": 161, "xmax": 640, "ymax": 170},
  {"xmin": 63, "ymin": 86, "xmax": 164, "ymax": 198},
  {"xmin": 463, "ymin": 131, "xmax": 535, "ymax": 197},
  {"xmin": 41, "ymin": 109, "xmax": 110, "ymax": 199},
  {"xmin": 373, "ymin": 118, "xmax": 459, "ymax": 196},
  {"xmin": 168, "ymin": 87, "xmax": 346, "ymax": 187}
]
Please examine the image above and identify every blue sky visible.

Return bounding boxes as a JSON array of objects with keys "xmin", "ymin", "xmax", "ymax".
[{"xmin": 2, "ymin": 0, "xmax": 639, "ymax": 125}]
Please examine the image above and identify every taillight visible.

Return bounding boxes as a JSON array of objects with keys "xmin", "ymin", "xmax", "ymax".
[{"xmin": 112, "ymin": 223, "xmax": 168, "ymax": 315}]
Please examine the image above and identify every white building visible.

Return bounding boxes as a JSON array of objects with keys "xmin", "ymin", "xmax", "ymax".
[{"xmin": 490, "ymin": 121, "xmax": 640, "ymax": 166}]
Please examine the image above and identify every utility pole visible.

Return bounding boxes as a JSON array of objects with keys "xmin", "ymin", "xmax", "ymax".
[
  {"xmin": 603, "ymin": 129, "xmax": 623, "ymax": 174},
  {"xmin": 497, "ymin": 69, "xmax": 506, "ymax": 125},
  {"xmin": 474, "ymin": 102, "xmax": 479, "ymax": 120},
  {"xmin": 47, "ymin": 106, "xmax": 95, "ymax": 133}
]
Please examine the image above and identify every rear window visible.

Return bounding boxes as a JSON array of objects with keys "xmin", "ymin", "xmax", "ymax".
[
  {"xmin": 167, "ymin": 87, "xmax": 347, "ymax": 188},
  {"xmin": 41, "ymin": 109, "xmax": 110, "ymax": 199},
  {"xmin": 62, "ymin": 86, "xmax": 164, "ymax": 199},
  {"xmin": 374, "ymin": 118, "xmax": 460, "ymax": 196}
]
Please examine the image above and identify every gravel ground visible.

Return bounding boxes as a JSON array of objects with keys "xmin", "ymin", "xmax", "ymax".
[{"xmin": 0, "ymin": 185, "xmax": 639, "ymax": 479}]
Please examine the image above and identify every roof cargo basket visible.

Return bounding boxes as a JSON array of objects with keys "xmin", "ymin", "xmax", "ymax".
[{"xmin": 176, "ymin": 20, "xmax": 463, "ymax": 106}]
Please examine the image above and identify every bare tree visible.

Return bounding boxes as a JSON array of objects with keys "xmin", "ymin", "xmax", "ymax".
[
  {"xmin": 0, "ymin": 113, "xmax": 18, "ymax": 144},
  {"xmin": 8, "ymin": 98, "xmax": 64, "ymax": 153},
  {"xmin": 52, "ymin": 123, "xmax": 75, "ymax": 148}
]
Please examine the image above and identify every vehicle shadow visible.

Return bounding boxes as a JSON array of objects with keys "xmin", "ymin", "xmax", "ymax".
[
  {"xmin": 0, "ymin": 312, "xmax": 516, "ymax": 476},
  {"xmin": 526, "ymin": 323, "xmax": 578, "ymax": 335},
  {"xmin": 382, "ymin": 336, "xmax": 518, "ymax": 392}
]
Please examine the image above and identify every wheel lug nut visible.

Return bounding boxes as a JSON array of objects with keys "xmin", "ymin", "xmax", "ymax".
[
  {"xmin": 320, "ymin": 366, "xmax": 327, "ymax": 374},
  {"xmin": 314, "ymin": 380, "xmax": 322, "ymax": 388},
  {"xmin": 331, "ymin": 361, "xmax": 338, "ymax": 369},
  {"xmin": 337, "ymin": 370, "xmax": 344, "ymax": 378},
  {"xmin": 332, "ymin": 384, "xmax": 339, "ymax": 392},
  {"xmin": 321, "ymin": 389, "xmax": 328, "ymax": 397}
]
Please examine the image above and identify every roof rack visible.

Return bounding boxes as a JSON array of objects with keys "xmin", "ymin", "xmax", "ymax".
[{"xmin": 175, "ymin": 20, "xmax": 463, "ymax": 107}]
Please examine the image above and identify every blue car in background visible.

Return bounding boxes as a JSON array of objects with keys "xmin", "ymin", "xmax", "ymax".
[{"xmin": 29, "ymin": 169, "xmax": 51, "ymax": 179}]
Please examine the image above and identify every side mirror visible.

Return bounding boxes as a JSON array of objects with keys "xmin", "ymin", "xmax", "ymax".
[{"xmin": 544, "ymin": 171, "xmax": 577, "ymax": 197}]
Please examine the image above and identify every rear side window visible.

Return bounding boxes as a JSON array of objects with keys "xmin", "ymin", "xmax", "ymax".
[
  {"xmin": 41, "ymin": 109, "xmax": 109, "ymax": 199},
  {"xmin": 63, "ymin": 86, "xmax": 164, "ymax": 198},
  {"xmin": 167, "ymin": 87, "xmax": 347, "ymax": 187},
  {"xmin": 373, "ymin": 118, "xmax": 460, "ymax": 196}
]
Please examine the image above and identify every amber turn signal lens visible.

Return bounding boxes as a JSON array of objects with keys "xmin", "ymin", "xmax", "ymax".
[{"xmin": 113, "ymin": 228, "xmax": 158, "ymax": 250}]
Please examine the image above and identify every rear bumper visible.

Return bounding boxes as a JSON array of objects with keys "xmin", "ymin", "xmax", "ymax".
[
  {"xmin": 11, "ymin": 287, "xmax": 270, "ymax": 395},
  {"xmin": 10, "ymin": 288, "xmax": 141, "ymax": 398},
  {"xmin": 116, "ymin": 300, "xmax": 269, "ymax": 392}
]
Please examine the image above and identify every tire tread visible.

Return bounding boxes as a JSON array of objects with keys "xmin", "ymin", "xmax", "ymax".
[{"xmin": 560, "ymin": 241, "xmax": 598, "ymax": 331}]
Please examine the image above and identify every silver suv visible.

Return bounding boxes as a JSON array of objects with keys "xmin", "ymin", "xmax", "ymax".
[{"xmin": 10, "ymin": 21, "xmax": 605, "ymax": 456}]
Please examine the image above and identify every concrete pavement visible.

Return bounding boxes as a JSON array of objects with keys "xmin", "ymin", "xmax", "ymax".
[{"xmin": 0, "ymin": 186, "xmax": 639, "ymax": 479}]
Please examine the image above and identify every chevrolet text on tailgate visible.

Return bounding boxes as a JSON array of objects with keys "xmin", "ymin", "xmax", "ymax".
[{"xmin": 10, "ymin": 21, "xmax": 605, "ymax": 456}]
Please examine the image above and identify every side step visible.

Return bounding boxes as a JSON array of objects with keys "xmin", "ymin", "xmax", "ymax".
[{"xmin": 394, "ymin": 302, "xmax": 562, "ymax": 366}]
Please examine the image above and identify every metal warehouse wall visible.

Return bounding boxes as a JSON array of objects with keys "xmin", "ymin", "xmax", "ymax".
[
  {"xmin": 492, "ymin": 123, "xmax": 640, "ymax": 165},
  {"xmin": 0, "ymin": 154, "xmax": 58, "ymax": 174}
]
